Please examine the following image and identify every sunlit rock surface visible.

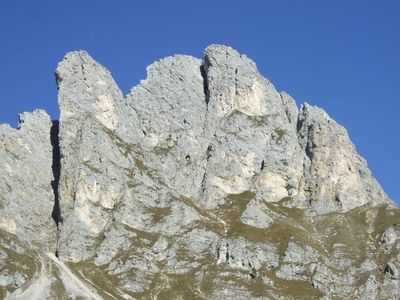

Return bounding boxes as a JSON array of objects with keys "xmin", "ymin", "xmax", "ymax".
[{"xmin": 1, "ymin": 45, "xmax": 399, "ymax": 299}]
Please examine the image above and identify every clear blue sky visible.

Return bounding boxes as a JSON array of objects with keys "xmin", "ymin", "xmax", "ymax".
[{"xmin": 0, "ymin": 1, "xmax": 399, "ymax": 204}]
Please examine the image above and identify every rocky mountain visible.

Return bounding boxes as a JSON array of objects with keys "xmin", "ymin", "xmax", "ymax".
[{"xmin": 0, "ymin": 45, "xmax": 399, "ymax": 299}]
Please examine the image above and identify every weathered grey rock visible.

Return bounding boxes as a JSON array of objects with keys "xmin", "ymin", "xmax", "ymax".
[
  {"xmin": 0, "ymin": 272, "xmax": 25, "ymax": 289},
  {"xmin": 297, "ymin": 103, "xmax": 389, "ymax": 214},
  {"xmin": 125, "ymin": 55, "xmax": 207, "ymax": 201},
  {"xmin": 276, "ymin": 240, "xmax": 319, "ymax": 281},
  {"xmin": 56, "ymin": 51, "xmax": 134, "ymax": 262},
  {"xmin": 240, "ymin": 200, "xmax": 276, "ymax": 229},
  {"xmin": 200, "ymin": 45, "xmax": 305, "ymax": 209},
  {"xmin": 381, "ymin": 258, "xmax": 400, "ymax": 299},
  {"xmin": 0, "ymin": 110, "xmax": 55, "ymax": 247},
  {"xmin": 56, "ymin": 52, "xmax": 206, "ymax": 262},
  {"xmin": 216, "ymin": 237, "xmax": 279, "ymax": 274},
  {"xmin": 358, "ymin": 275, "xmax": 379, "ymax": 300},
  {"xmin": 1, "ymin": 44, "xmax": 399, "ymax": 299},
  {"xmin": 380, "ymin": 225, "xmax": 400, "ymax": 253}
]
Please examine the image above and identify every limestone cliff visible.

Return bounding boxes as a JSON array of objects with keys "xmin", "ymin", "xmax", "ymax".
[{"xmin": 0, "ymin": 45, "xmax": 399, "ymax": 299}]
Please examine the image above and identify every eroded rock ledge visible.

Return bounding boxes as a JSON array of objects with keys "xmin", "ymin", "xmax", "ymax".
[{"xmin": 0, "ymin": 45, "xmax": 398, "ymax": 299}]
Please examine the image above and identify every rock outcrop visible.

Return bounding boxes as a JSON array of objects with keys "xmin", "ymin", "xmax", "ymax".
[
  {"xmin": 0, "ymin": 45, "xmax": 399, "ymax": 299},
  {"xmin": 0, "ymin": 110, "xmax": 55, "ymax": 244}
]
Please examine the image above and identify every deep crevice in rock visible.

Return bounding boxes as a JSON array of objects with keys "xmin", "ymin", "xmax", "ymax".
[
  {"xmin": 297, "ymin": 115, "xmax": 314, "ymax": 162},
  {"xmin": 199, "ymin": 144, "xmax": 213, "ymax": 198},
  {"xmin": 305, "ymin": 142, "xmax": 314, "ymax": 162},
  {"xmin": 198, "ymin": 59, "xmax": 213, "ymax": 200},
  {"xmin": 296, "ymin": 111, "xmax": 313, "ymax": 202},
  {"xmin": 50, "ymin": 120, "xmax": 62, "ymax": 226},
  {"xmin": 200, "ymin": 61, "xmax": 210, "ymax": 105}
]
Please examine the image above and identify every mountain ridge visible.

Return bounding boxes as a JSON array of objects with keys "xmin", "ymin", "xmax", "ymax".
[{"xmin": 0, "ymin": 44, "xmax": 399, "ymax": 299}]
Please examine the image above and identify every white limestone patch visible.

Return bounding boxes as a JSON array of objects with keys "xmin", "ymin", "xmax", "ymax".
[{"xmin": 0, "ymin": 218, "xmax": 16, "ymax": 234}]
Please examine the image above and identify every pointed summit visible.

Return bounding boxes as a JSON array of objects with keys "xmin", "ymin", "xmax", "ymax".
[{"xmin": 0, "ymin": 45, "xmax": 398, "ymax": 299}]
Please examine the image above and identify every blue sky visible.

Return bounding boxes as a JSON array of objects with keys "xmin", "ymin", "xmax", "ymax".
[{"xmin": 0, "ymin": 1, "xmax": 399, "ymax": 203}]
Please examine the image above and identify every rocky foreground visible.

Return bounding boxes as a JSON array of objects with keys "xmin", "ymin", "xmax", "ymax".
[{"xmin": 0, "ymin": 45, "xmax": 399, "ymax": 299}]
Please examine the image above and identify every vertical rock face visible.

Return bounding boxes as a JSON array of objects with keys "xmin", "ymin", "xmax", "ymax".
[
  {"xmin": 0, "ymin": 110, "xmax": 55, "ymax": 246},
  {"xmin": 125, "ymin": 55, "xmax": 207, "ymax": 200},
  {"xmin": 56, "ymin": 51, "xmax": 131, "ymax": 262},
  {"xmin": 0, "ymin": 110, "xmax": 57, "ymax": 298},
  {"xmin": 297, "ymin": 103, "xmax": 387, "ymax": 214},
  {"xmin": 55, "ymin": 52, "xmax": 207, "ymax": 262},
  {"xmin": 201, "ymin": 45, "xmax": 305, "ymax": 209},
  {"xmin": 1, "ymin": 45, "xmax": 399, "ymax": 299}
]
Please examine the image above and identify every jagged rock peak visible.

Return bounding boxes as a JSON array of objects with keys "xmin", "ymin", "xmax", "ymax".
[
  {"xmin": 0, "ymin": 45, "xmax": 398, "ymax": 299},
  {"xmin": 52, "ymin": 44, "xmax": 391, "ymax": 262},
  {"xmin": 0, "ymin": 110, "xmax": 55, "ymax": 245}
]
